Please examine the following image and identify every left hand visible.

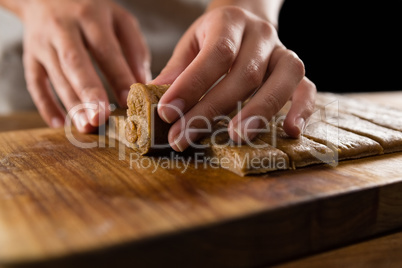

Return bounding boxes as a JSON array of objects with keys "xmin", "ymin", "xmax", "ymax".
[{"xmin": 153, "ymin": 6, "xmax": 316, "ymax": 152}]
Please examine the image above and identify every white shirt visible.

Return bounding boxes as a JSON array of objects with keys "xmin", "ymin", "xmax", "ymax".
[{"xmin": 0, "ymin": 0, "xmax": 208, "ymax": 113}]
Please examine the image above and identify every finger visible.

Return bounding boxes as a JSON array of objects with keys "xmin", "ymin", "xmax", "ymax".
[
  {"xmin": 283, "ymin": 77, "xmax": 316, "ymax": 137},
  {"xmin": 52, "ymin": 27, "xmax": 110, "ymax": 127},
  {"xmin": 113, "ymin": 6, "xmax": 152, "ymax": 84},
  {"xmin": 167, "ymin": 23, "xmax": 276, "ymax": 152},
  {"xmin": 23, "ymin": 54, "xmax": 65, "ymax": 128},
  {"xmin": 152, "ymin": 24, "xmax": 200, "ymax": 86},
  {"xmin": 228, "ymin": 48, "xmax": 305, "ymax": 143},
  {"xmin": 81, "ymin": 14, "xmax": 136, "ymax": 107},
  {"xmin": 157, "ymin": 15, "xmax": 245, "ymax": 124},
  {"xmin": 41, "ymin": 47, "xmax": 96, "ymax": 133}
]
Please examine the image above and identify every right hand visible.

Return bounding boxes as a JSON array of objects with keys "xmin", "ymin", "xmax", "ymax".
[
  {"xmin": 20, "ymin": 0, "xmax": 151, "ymax": 132},
  {"xmin": 154, "ymin": 6, "xmax": 316, "ymax": 152}
]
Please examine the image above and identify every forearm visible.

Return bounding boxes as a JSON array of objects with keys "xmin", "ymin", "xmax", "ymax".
[{"xmin": 207, "ymin": 0, "xmax": 284, "ymax": 28}]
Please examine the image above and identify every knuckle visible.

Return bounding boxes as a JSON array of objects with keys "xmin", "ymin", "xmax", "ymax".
[
  {"xmin": 48, "ymin": 16, "xmax": 68, "ymax": 31},
  {"xmin": 213, "ymin": 37, "xmax": 237, "ymax": 66},
  {"xmin": 261, "ymin": 93, "xmax": 282, "ymax": 115},
  {"xmin": 75, "ymin": 2, "xmax": 94, "ymax": 19},
  {"xmin": 93, "ymin": 44, "xmax": 118, "ymax": 62},
  {"xmin": 60, "ymin": 49, "xmax": 82, "ymax": 68},
  {"xmin": 190, "ymin": 73, "xmax": 207, "ymax": 92},
  {"xmin": 115, "ymin": 7, "xmax": 139, "ymax": 30},
  {"xmin": 241, "ymin": 60, "xmax": 264, "ymax": 88},
  {"xmin": 259, "ymin": 21, "xmax": 275, "ymax": 39},
  {"xmin": 221, "ymin": 6, "xmax": 246, "ymax": 20},
  {"xmin": 210, "ymin": 6, "xmax": 245, "ymax": 22},
  {"xmin": 79, "ymin": 86, "xmax": 99, "ymax": 100},
  {"xmin": 306, "ymin": 78, "xmax": 317, "ymax": 93},
  {"xmin": 203, "ymin": 102, "xmax": 223, "ymax": 121},
  {"xmin": 285, "ymin": 50, "xmax": 305, "ymax": 77}
]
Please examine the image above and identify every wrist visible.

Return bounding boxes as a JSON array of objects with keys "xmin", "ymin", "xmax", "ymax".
[{"xmin": 206, "ymin": 0, "xmax": 283, "ymax": 28}]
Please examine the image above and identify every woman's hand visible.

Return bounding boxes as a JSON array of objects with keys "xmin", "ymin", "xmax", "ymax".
[
  {"xmin": 153, "ymin": 6, "xmax": 316, "ymax": 152},
  {"xmin": 20, "ymin": 0, "xmax": 151, "ymax": 132}
]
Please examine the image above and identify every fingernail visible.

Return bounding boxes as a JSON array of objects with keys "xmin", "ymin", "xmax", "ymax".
[
  {"xmin": 146, "ymin": 72, "xmax": 152, "ymax": 84},
  {"xmin": 232, "ymin": 127, "xmax": 245, "ymax": 141},
  {"xmin": 77, "ymin": 113, "xmax": 89, "ymax": 130},
  {"xmin": 172, "ymin": 137, "xmax": 186, "ymax": 152},
  {"xmin": 144, "ymin": 63, "xmax": 152, "ymax": 83},
  {"xmin": 86, "ymin": 102, "xmax": 106, "ymax": 124},
  {"xmin": 159, "ymin": 98, "xmax": 186, "ymax": 123},
  {"xmin": 232, "ymin": 116, "xmax": 261, "ymax": 142},
  {"xmin": 87, "ymin": 107, "xmax": 97, "ymax": 123},
  {"xmin": 120, "ymin": 90, "xmax": 130, "ymax": 106},
  {"xmin": 51, "ymin": 117, "xmax": 64, "ymax": 128},
  {"xmin": 171, "ymin": 129, "xmax": 198, "ymax": 152},
  {"xmin": 295, "ymin": 117, "xmax": 305, "ymax": 135}
]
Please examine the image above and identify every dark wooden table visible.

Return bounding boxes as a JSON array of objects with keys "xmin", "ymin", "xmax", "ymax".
[{"xmin": 0, "ymin": 92, "xmax": 402, "ymax": 268}]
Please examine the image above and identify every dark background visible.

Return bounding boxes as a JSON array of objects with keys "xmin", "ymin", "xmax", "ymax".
[{"xmin": 278, "ymin": 1, "xmax": 402, "ymax": 93}]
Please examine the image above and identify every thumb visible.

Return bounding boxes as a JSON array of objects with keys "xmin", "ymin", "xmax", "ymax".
[{"xmin": 151, "ymin": 31, "xmax": 199, "ymax": 85}]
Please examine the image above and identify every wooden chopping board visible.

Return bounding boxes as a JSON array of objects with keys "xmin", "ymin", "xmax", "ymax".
[
  {"xmin": 1, "ymin": 128, "xmax": 402, "ymax": 267},
  {"xmin": 1, "ymin": 92, "xmax": 402, "ymax": 267}
]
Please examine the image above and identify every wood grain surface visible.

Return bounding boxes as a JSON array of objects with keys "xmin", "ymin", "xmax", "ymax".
[
  {"xmin": 0, "ymin": 112, "xmax": 46, "ymax": 132},
  {"xmin": 276, "ymin": 228, "xmax": 402, "ymax": 268},
  {"xmin": 0, "ymin": 92, "xmax": 402, "ymax": 267}
]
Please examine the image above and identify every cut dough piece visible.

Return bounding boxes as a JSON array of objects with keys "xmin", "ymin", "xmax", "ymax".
[
  {"xmin": 125, "ymin": 83, "xmax": 171, "ymax": 155},
  {"xmin": 109, "ymin": 87, "xmax": 396, "ymax": 175},
  {"xmin": 303, "ymin": 120, "xmax": 383, "ymax": 161},
  {"xmin": 316, "ymin": 92, "xmax": 402, "ymax": 132},
  {"xmin": 257, "ymin": 125, "xmax": 335, "ymax": 169},
  {"xmin": 200, "ymin": 128, "xmax": 289, "ymax": 176},
  {"xmin": 108, "ymin": 109, "xmax": 131, "ymax": 148},
  {"xmin": 325, "ymin": 113, "xmax": 402, "ymax": 154}
]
